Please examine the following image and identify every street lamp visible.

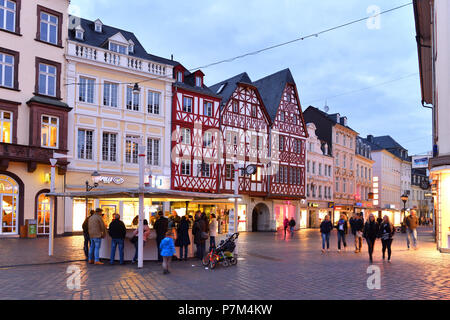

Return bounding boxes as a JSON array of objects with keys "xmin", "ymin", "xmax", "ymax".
[
  {"xmin": 401, "ymin": 194, "xmax": 409, "ymax": 221},
  {"xmin": 85, "ymin": 171, "xmax": 101, "ymax": 217},
  {"xmin": 132, "ymin": 83, "xmax": 140, "ymax": 95}
]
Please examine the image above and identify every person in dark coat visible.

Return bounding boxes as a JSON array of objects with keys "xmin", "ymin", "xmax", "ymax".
[
  {"xmin": 176, "ymin": 216, "xmax": 191, "ymax": 261},
  {"xmin": 82, "ymin": 210, "xmax": 94, "ymax": 260},
  {"xmin": 378, "ymin": 215, "xmax": 395, "ymax": 262},
  {"xmin": 192, "ymin": 211, "xmax": 207, "ymax": 260},
  {"xmin": 350, "ymin": 213, "xmax": 365, "ymax": 253},
  {"xmin": 320, "ymin": 215, "xmax": 333, "ymax": 253},
  {"xmin": 153, "ymin": 211, "xmax": 168, "ymax": 262},
  {"xmin": 335, "ymin": 214, "xmax": 348, "ymax": 252},
  {"xmin": 363, "ymin": 213, "xmax": 379, "ymax": 263},
  {"xmin": 108, "ymin": 214, "xmax": 127, "ymax": 265}
]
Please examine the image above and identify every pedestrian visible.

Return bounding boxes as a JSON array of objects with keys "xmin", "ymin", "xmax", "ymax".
[
  {"xmin": 131, "ymin": 219, "xmax": 150, "ymax": 263},
  {"xmin": 350, "ymin": 213, "xmax": 364, "ymax": 253},
  {"xmin": 153, "ymin": 211, "xmax": 169, "ymax": 262},
  {"xmin": 192, "ymin": 211, "xmax": 207, "ymax": 260},
  {"xmin": 108, "ymin": 213, "xmax": 126, "ymax": 265},
  {"xmin": 289, "ymin": 217, "xmax": 296, "ymax": 238},
  {"xmin": 176, "ymin": 215, "xmax": 191, "ymax": 261},
  {"xmin": 82, "ymin": 210, "xmax": 94, "ymax": 260},
  {"xmin": 88, "ymin": 208, "xmax": 107, "ymax": 265},
  {"xmin": 283, "ymin": 217, "xmax": 289, "ymax": 239},
  {"xmin": 377, "ymin": 216, "xmax": 383, "ymax": 225},
  {"xmin": 404, "ymin": 210, "xmax": 419, "ymax": 250},
  {"xmin": 378, "ymin": 215, "xmax": 395, "ymax": 262},
  {"xmin": 335, "ymin": 214, "xmax": 348, "ymax": 252},
  {"xmin": 209, "ymin": 213, "xmax": 218, "ymax": 250},
  {"xmin": 320, "ymin": 215, "xmax": 333, "ymax": 253},
  {"xmin": 160, "ymin": 231, "xmax": 176, "ymax": 274},
  {"xmin": 363, "ymin": 213, "xmax": 379, "ymax": 263}
]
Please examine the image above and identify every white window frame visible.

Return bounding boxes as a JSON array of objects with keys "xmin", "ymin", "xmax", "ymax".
[
  {"xmin": 177, "ymin": 71, "xmax": 183, "ymax": 82},
  {"xmin": 109, "ymin": 41, "xmax": 127, "ymax": 54},
  {"xmin": 38, "ymin": 63, "xmax": 57, "ymax": 97},
  {"xmin": 78, "ymin": 76, "xmax": 95, "ymax": 104},
  {"xmin": 40, "ymin": 11, "xmax": 58, "ymax": 45},
  {"xmin": 195, "ymin": 76, "xmax": 202, "ymax": 87},
  {"xmin": 41, "ymin": 115, "xmax": 59, "ymax": 149},
  {"xmin": 125, "ymin": 135, "xmax": 139, "ymax": 164},
  {"xmin": 102, "ymin": 132, "xmax": 117, "ymax": 162},
  {"xmin": 0, "ymin": 52, "xmax": 13, "ymax": 88},
  {"xmin": 0, "ymin": 0, "xmax": 16, "ymax": 32},
  {"xmin": 103, "ymin": 81, "xmax": 119, "ymax": 108},
  {"xmin": 147, "ymin": 90, "xmax": 161, "ymax": 115},
  {"xmin": 204, "ymin": 101, "xmax": 213, "ymax": 117},
  {"xmin": 126, "ymin": 86, "xmax": 140, "ymax": 111},
  {"xmin": 181, "ymin": 128, "xmax": 191, "ymax": 145},
  {"xmin": 77, "ymin": 128, "xmax": 94, "ymax": 160},
  {"xmin": 183, "ymin": 96, "xmax": 192, "ymax": 113},
  {"xmin": 203, "ymin": 131, "xmax": 212, "ymax": 148},
  {"xmin": 181, "ymin": 159, "xmax": 191, "ymax": 176},
  {"xmin": 147, "ymin": 137, "xmax": 160, "ymax": 166},
  {"xmin": 0, "ymin": 110, "xmax": 12, "ymax": 143},
  {"xmin": 75, "ymin": 30, "xmax": 84, "ymax": 40}
]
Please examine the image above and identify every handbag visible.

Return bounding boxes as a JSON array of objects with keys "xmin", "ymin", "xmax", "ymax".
[{"xmin": 201, "ymin": 231, "xmax": 209, "ymax": 240}]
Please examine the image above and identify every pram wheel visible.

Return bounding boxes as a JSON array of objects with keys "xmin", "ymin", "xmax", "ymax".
[
  {"xmin": 222, "ymin": 259, "xmax": 230, "ymax": 267},
  {"xmin": 209, "ymin": 260, "xmax": 216, "ymax": 269},
  {"xmin": 230, "ymin": 257, "xmax": 237, "ymax": 265}
]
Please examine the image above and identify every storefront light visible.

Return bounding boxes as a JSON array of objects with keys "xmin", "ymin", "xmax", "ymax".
[{"xmin": 44, "ymin": 173, "xmax": 51, "ymax": 184}]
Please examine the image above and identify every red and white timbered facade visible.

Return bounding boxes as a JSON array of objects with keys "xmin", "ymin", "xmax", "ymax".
[
  {"xmin": 171, "ymin": 65, "xmax": 222, "ymax": 193},
  {"xmin": 219, "ymin": 82, "xmax": 271, "ymax": 197}
]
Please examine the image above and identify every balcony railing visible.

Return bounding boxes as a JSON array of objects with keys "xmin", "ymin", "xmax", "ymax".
[{"xmin": 68, "ymin": 42, "xmax": 170, "ymax": 77}]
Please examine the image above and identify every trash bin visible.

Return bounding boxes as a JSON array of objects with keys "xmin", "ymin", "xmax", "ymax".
[
  {"xmin": 19, "ymin": 225, "xmax": 27, "ymax": 238},
  {"xmin": 26, "ymin": 219, "xmax": 37, "ymax": 238}
]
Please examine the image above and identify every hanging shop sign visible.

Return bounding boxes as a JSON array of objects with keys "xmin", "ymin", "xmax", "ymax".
[
  {"xmin": 308, "ymin": 203, "xmax": 319, "ymax": 208},
  {"xmin": 328, "ymin": 202, "xmax": 335, "ymax": 208}
]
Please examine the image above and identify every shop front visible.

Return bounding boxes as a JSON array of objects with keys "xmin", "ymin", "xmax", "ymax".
[
  {"xmin": 333, "ymin": 205, "xmax": 354, "ymax": 224},
  {"xmin": 275, "ymin": 201, "xmax": 297, "ymax": 231},
  {"xmin": 308, "ymin": 202, "xmax": 333, "ymax": 228}
]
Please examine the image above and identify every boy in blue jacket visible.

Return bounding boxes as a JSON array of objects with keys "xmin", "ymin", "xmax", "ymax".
[{"xmin": 160, "ymin": 231, "xmax": 176, "ymax": 274}]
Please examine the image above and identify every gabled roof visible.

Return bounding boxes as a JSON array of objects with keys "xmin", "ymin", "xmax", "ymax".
[
  {"xmin": 253, "ymin": 68, "xmax": 296, "ymax": 121},
  {"xmin": 173, "ymin": 64, "xmax": 221, "ymax": 98},
  {"xmin": 210, "ymin": 72, "xmax": 253, "ymax": 109},
  {"xmin": 68, "ymin": 16, "xmax": 177, "ymax": 66}
]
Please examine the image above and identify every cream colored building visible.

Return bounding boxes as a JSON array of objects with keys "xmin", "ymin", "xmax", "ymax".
[
  {"xmin": 355, "ymin": 137, "xmax": 374, "ymax": 216},
  {"xmin": 64, "ymin": 16, "xmax": 176, "ymax": 232},
  {"xmin": 0, "ymin": 0, "xmax": 70, "ymax": 237}
]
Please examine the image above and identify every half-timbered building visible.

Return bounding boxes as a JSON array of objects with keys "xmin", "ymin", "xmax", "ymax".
[
  {"xmin": 254, "ymin": 69, "xmax": 308, "ymax": 230},
  {"xmin": 171, "ymin": 64, "xmax": 222, "ymax": 193}
]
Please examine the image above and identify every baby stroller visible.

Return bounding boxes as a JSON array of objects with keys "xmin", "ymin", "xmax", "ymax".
[{"xmin": 202, "ymin": 233, "xmax": 239, "ymax": 269}]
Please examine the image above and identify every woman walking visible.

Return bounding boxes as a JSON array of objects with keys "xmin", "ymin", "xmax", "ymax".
[
  {"xmin": 363, "ymin": 213, "xmax": 379, "ymax": 263},
  {"xmin": 336, "ymin": 214, "xmax": 348, "ymax": 252},
  {"xmin": 320, "ymin": 215, "xmax": 333, "ymax": 253},
  {"xmin": 176, "ymin": 215, "xmax": 191, "ymax": 261},
  {"xmin": 379, "ymin": 215, "xmax": 395, "ymax": 262}
]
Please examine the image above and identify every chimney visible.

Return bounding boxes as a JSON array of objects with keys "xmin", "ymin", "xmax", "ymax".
[
  {"xmin": 367, "ymin": 135, "xmax": 374, "ymax": 143},
  {"xmin": 171, "ymin": 54, "xmax": 173, "ymax": 61},
  {"xmin": 340, "ymin": 116, "xmax": 347, "ymax": 126}
]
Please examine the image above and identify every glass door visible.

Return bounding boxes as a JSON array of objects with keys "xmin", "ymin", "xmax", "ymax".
[
  {"xmin": 0, "ymin": 175, "xmax": 18, "ymax": 235},
  {"xmin": 37, "ymin": 194, "xmax": 50, "ymax": 235}
]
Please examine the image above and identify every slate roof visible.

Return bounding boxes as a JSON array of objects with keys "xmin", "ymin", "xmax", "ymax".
[
  {"xmin": 68, "ymin": 16, "xmax": 177, "ymax": 66},
  {"xmin": 172, "ymin": 64, "xmax": 221, "ymax": 98},
  {"xmin": 253, "ymin": 68, "xmax": 296, "ymax": 121},
  {"xmin": 372, "ymin": 136, "xmax": 410, "ymax": 161},
  {"xmin": 210, "ymin": 72, "xmax": 253, "ymax": 109},
  {"xmin": 361, "ymin": 137, "xmax": 384, "ymax": 151}
]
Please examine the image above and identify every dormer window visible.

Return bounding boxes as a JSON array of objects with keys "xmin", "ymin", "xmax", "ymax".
[
  {"xmin": 195, "ymin": 76, "xmax": 202, "ymax": 87},
  {"xmin": 177, "ymin": 71, "xmax": 183, "ymax": 82},
  {"xmin": 128, "ymin": 40, "xmax": 135, "ymax": 54},
  {"xmin": 75, "ymin": 25, "xmax": 84, "ymax": 40},
  {"xmin": 94, "ymin": 19, "xmax": 103, "ymax": 33},
  {"xmin": 217, "ymin": 83, "xmax": 226, "ymax": 94},
  {"xmin": 109, "ymin": 42, "xmax": 127, "ymax": 54}
]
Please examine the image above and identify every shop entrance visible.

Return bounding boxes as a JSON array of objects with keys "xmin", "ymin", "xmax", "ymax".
[
  {"xmin": 252, "ymin": 203, "xmax": 270, "ymax": 232},
  {"xmin": 0, "ymin": 175, "xmax": 18, "ymax": 235}
]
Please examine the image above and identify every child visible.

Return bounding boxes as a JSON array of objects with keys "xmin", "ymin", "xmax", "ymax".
[{"xmin": 160, "ymin": 231, "xmax": 176, "ymax": 274}]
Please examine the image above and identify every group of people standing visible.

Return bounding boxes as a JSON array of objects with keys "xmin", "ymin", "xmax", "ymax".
[{"xmin": 319, "ymin": 210, "xmax": 420, "ymax": 263}]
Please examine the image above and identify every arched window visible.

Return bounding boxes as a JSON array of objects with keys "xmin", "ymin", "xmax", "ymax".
[
  {"xmin": 37, "ymin": 193, "xmax": 50, "ymax": 235},
  {"xmin": 0, "ymin": 175, "xmax": 19, "ymax": 235}
]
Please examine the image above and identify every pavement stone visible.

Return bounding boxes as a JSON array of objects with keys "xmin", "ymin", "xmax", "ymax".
[{"xmin": 0, "ymin": 227, "xmax": 449, "ymax": 300}]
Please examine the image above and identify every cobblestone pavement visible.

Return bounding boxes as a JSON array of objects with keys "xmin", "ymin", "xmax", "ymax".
[{"xmin": 0, "ymin": 227, "xmax": 449, "ymax": 300}]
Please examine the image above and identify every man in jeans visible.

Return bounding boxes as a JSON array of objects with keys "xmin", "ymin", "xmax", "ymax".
[
  {"xmin": 404, "ymin": 210, "xmax": 419, "ymax": 250},
  {"xmin": 108, "ymin": 214, "xmax": 127, "ymax": 265},
  {"xmin": 82, "ymin": 210, "xmax": 94, "ymax": 260},
  {"xmin": 88, "ymin": 208, "xmax": 107, "ymax": 265},
  {"xmin": 349, "ymin": 213, "xmax": 364, "ymax": 253}
]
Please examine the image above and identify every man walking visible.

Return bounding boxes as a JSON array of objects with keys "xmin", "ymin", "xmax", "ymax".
[
  {"xmin": 82, "ymin": 210, "xmax": 94, "ymax": 260},
  {"xmin": 289, "ymin": 217, "xmax": 296, "ymax": 238},
  {"xmin": 108, "ymin": 214, "xmax": 127, "ymax": 265},
  {"xmin": 350, "ymin": 213, "xmax": 364, "ymax": 253},
  {"xmin": 404, "ymin": 210, "xmax": 419, "ymax": 250},
  {"xmin": 88, "ymin": 208, "xmax": 107, "ymax": 265},
  {"xmin": 154, "ymin": 211, "xmax": 169, "ymax": 262}
]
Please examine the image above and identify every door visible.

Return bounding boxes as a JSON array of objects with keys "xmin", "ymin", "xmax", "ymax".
[
  {"xmin": 37, "ymin": 193, "xmax": 50, "ymax": 235},
  {"xmin": 252, "ymin": 208, "xmax": 258, "ymax": 232},
  {"xmin": 0, "ymin": 175, "xmax": 19, "ymax": 235}
]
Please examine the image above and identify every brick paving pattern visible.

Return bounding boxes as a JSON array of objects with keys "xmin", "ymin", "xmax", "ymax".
[{"xmin": 0, "ymin": 227, "xmax": 449, "ymax": 300}]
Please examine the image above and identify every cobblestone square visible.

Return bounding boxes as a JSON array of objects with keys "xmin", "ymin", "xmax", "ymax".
[{"xmin": 0, "ymin": 227, "xmax": 448, "ymax": 300}]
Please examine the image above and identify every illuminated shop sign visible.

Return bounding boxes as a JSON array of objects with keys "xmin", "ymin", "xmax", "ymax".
[{"xmin": 98, "ymin": 176, "xmax": 125, "ymax": 185}]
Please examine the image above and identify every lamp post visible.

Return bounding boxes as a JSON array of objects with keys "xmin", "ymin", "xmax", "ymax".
[
  {"xmin": 401, "ymin": 194, "xmax": 409, "ymax": 221},
  {"xmin": 85, "ymin": 171, "xmax": 101, "ymax": 218}
]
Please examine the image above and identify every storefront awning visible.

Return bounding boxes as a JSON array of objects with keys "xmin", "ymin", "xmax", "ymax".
[{"xmin": 46, "ymin": 187, "xmax": 242, "ymax": 201}]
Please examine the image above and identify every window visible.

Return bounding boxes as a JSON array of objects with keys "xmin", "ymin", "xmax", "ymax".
[
  {"xmin": 183, "ymin": 96, "xmax": 192, "ymax": 113},
  {"xmin": 279, "ymin": 135, "xmax": 284, "ymax": 151},
  {"xmin": 343, "ymin": 178, "xmax": 347, "ymax": 193},
  {"xmin": 357, "ymin": 164, "xmax": 359, "ymax": 177},
  {"xmin": 336, "ymin": 132, "xmax": 339, "ymax": 144},
  {"xmin": 204, "ymin": 101, "xmax": 212, "ymax": 117},
  {"xmin": 181, "ymin": 128, "xmax": 191, "ymax": 145},
  {"xmin": 95, "ymin": 22, "xmax": 102, "ymax": 33},
  {"xmin": 293, "ymin": 114, "xmax": 297, "ymax": 124},
  {"xmin": 109, "ymin": 42, "xmax": 127, "ymax": 54},
  {"xmin": 365, "ymin": 167, "xmax": 367, "ymax": 179},
  {"xmin": 181, "ymin": 160, "xmax": 191, "ymax": 176},
  {"xmin": 75, "ymin": 30, "xmax": 83, "ymax": 40},
  {"xmin": 103, "ymin": 82, "xmax": 118, "ymax": 107},
  {"xmin": 319, "ymin": 186, "xmax": 322, "ymax": 199},
  {"xmin": 201, "ymin": 162, "xmax": 210, "ymax": 177},
  {"xmin": 335, "ymin": 178, "xmax": 339, "ymax": 192},
  {"xmin": 40, "ymin": 11, "xmax": 58, "ymax": 45},
  {"xmin": 0, "ymin": 52, "xmax": 13, "ymax": 88},
  {"xmin": 343, "ymin": 135, "xmax": 346, "ymax": 147},
  {"xmin": 128, "ymin": 43, "xmax": 134, "ymax": 54},
  {"xmin": 79, "ymin": 77, "xmax": 95, "ymax": 103},
  {"xmin": 251, "ymin": 105, "xmax": 257, "ymax": 117},
  {"xmin": 195, "ymin": 76, "xmax": 202, "ymax": 87},
  {"xmin": 147, "ymin": 91, "xmax": 160, "ymax": 114},
  {"xmin": 280, "ymin": 112, "xmax": 285, "ymax": 122},
  {"xmin": 177, "ymin": 71, "xmax": 183, "ymax": 82},
  {"xmin": 203, "ymin": 131, "xmax": 212, "ymax": 148},
  {"xmin": 225, "ymin": 164, "xmax": 234, "ymax": 180},
  {"xmin": 125, "ymin": 135, "xmax": 139, "ymax": 164},
  {"xmin": 126, "ymin": 86, "xmax": 140, "ymax": 111},
  {"xmin": 38, "ymin": 63, "xmax": 56, "ymax": 97},
  {"xmin": 312, "ymin": 162, "xmax": 316, "ymax": 174},
  {"xmin": 0, "ymin": 0, "xmax": 16, "ymax": 32},
  {"xmin": 232, "ymin": 101, "xmax": 239, "ymax": 113},
  {"xmin": 350, "ymin": 157, "xmax": 353, "ymax": 170},
  {"xmin": 336, "ymin": 154, "xmax": 339, "ymax": 167},
  {"xmin": 147, "ymin": 138, "xmax": 160, "ymax": 166},
  {"xmin": 319, "ymin": 163, "xmax": 322, "ymax": 176},
  {"xmin": 307, "ymin": 161, "xmax": 310, "ymax": 173},
  {"xmin": 41, "ymin": 115, "xmax": 58, "ymax": 148},
  {"xmin": 216, "ymin": 83, "xmax": 225, "ymax": 94},
  {"xmin": 102, "ymin": 132, "xmax": 117, "ymax": 162},
  {"xmin": 0, "ymin": 110, "xmax": 12, "ymax": 143},
  {"xmin": 77, "ymin": 129, "xmax": 93, "ymax": 160}
]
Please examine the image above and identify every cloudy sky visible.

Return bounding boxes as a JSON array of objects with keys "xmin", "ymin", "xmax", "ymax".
[{"xmin": 70, "ymin": 0, "xmax": 430, "ymax": 155}]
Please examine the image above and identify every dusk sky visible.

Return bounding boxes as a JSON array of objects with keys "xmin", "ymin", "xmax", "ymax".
[{"xmin": 70, "ymin": 0, "xmax": 431, "ymax": 155}]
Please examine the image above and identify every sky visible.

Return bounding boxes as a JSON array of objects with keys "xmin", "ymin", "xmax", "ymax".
[{"xmin": 70, "ymin": 0, "xmax": 431, "ymax": 155}]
